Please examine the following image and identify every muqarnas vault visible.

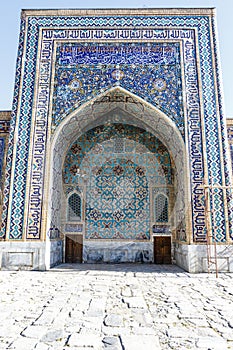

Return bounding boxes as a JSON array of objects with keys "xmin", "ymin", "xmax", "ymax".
[{"xmin": 0, "ymin": 8, "xmax": 233, "ymax": 272}]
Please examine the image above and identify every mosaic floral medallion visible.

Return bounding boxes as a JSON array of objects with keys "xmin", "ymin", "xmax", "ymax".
[
  {"xmin": 69, "ymin": 78, "xmax": 82, "ymax": 91},
  {"xmin": 153, "ymin": 78, "xmax": 166, "ymax": 91},
  {"xmin": 111, "ymin": 69, "xmax": 124, "ymax": 80},
  {"xmin": 63, "ymin": 123, "xmax": 172, "ymax": 240}
]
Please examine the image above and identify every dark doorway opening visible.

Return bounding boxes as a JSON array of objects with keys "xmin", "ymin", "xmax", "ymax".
[
  {"xmin": 154, "ymin": 236, "xmax": 171, "ymax": 264},
  {"xmin": 65, "ymin": 235, "xmax": 83, "ymax": 263}
]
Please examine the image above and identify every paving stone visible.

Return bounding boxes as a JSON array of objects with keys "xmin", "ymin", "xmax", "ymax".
[
  {"xmin": 123, "ymin": 297, "xmax": 147, "ymax": 309},
  {"xmin": 68, "ymin": 333, "xmax": 102, "ymax": 348},
  {"xmin": 33, "ymin": 311, "xmax": 57, "ymax": 325},
  {"xmin": 185, "ymin": 317, "xmax": 210, "ymax": 327},
  {"xmin": 194, "ymin": 326, "xmax": 222, "ymax": 338},
  {"xmin": 220, "ymin": 331, "xmax": 233, "ymax": 341},
  {"xmin": 120, "ymin": 335, "xmax": 161, "ymax": 349},
  {"xmin": 130, "ymin": 326, "xmax": 156, "ymax": 335},
  {"xmin": 81, "ymin": 316, "xmax": 103, "ymax": 332},
  {"xmin": 0, "ymin": 264, "xmax": 233, "ymax": 350},
  {"xmin": 104, "ymin": 314, "xmax": 124, "ymax": 327},
  {"xmin": 178, "ymin": 311, "xmax": 204, "ymax": 319},
  {"xmin": 34, "ymin": 343, "xmax": 51, "ymax": 350},
  {"xmin": 102, "ymin": 336, "xmax": 120, "ymax": 346},
  {"xmin": 0, "ymin": 339, "xmax": 15, "ymax": 350},
  {"xmin": 40, "ymin": 329, "xmax": 64, "ymax": 342},
  {"xmin": 196, "ymin": 336, "xmax": 228, "ymax": 349},
  {"xmin": 121, "ymin": 287, "xmax": 132, "ymax": 297},
  {"xmin": 152, "ymin": 314, "xmax": 179, "ymax": 324},
  {"xmin": 167, "ymin": 327, "xmax": 194, "ymax": 339},
  {"xmin": 79, "ymin": 327, "xmax": 102, "ymax": 336},
  {"xmin": 64, "ymin": 325, "xmax": 82, "ymax": 333},
  {"xmin": 0, "ymin": 325, "xmax": 22, "ymax": 338},
  {"xmin": 21, "ymin": 325, "xmax": 47, "ymax": 339},
  {"xmin": 86, "ymin": 297, "xmax": 106, "ymax": 317},
  {"xmin": 102, "ymin": 325, "xmax": 130, "ymax": 337},
  {"xmin": 8, "ymin": 337, "xmax": 37, "ymax": 350},
  {"xmin": 102, "ymin": 336, "xmax": 123, "ymax": 349}
]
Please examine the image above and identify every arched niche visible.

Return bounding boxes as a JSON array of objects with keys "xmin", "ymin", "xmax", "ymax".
[{"xmin": 46, "ymin": 87, "xmax": 190, "ymax": 246}]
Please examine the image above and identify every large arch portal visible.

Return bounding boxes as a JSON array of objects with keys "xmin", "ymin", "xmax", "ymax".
[
  {"xmin": 1, "ymin": 9, "xmax": 232, "ymax": 272},
  {"xmin": 48, "ymin": 88, "xmax": 189, "ymax": 263}
]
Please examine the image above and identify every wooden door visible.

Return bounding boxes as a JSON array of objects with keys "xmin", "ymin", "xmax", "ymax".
[
  {"xmin": 65, "ymin": 235, "xmax": 83, "ymax": 263},
  {"xmin": 154, "ymin": 236, "xmax": 171, "ymax": 264}
]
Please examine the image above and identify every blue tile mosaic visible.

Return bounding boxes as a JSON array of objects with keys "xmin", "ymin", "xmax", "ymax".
[
  {"xmin": 0, "ymin": 138, "xmax": 5, "ymax": 186},
  {"xmin": 64, "ymin": 123, "xmax": 172, "ymax": 240},
  {"xmin": 1, "ymin": 10, "xmax": 231, "ymax": 243},
  {"xmin": 0, "ymin": 16, "xmax": 27, "ymax": 239},
  {"xmin": 53, "ymin": 42, "xmax": 183, "ymax": 133}
]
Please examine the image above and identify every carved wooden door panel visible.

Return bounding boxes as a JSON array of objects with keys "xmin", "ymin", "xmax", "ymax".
[
  {"xmin": 65, "ymin": 236, "xmax": 82, "ymax": 263},
  {"xmin": 154, "ymin": 236, "xmax": 171, "ymax": 264}
]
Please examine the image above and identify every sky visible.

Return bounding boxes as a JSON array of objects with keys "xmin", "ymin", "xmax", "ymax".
[{"xmin": 0, "ymin": 0, "xmax": 232, "ymax": 117}]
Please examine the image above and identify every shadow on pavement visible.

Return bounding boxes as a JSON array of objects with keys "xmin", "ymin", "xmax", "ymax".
[{"xmin": 50, "ymin": 263, "xmax": 187, "ymax": 275}]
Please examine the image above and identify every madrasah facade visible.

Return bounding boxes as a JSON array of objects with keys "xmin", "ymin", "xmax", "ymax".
[{"xmin": 0, "ymin": 8, "xmax": 233, "ymax": 272}]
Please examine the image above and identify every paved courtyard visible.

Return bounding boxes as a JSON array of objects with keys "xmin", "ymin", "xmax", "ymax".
[{"xmin": 0, "ymin": 264, "xmax": 233, "ymax": 350}]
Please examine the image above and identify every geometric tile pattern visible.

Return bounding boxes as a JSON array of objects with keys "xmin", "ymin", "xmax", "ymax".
[
  {"xmin": 0, "ymin": 121, "xmax": 10, "ymax": 133},
  {"xmin": 227, "ymin": 125, "xmax": 233, "ymax": 169},
  {"xmin": 1, "ymin": 10, "xmax": 231, "ymax": 243},
  {"xmin": 86, "ymin": 156, "xmax": 150, "ymax": 240},
  {"xmin": 196, "ymin": 17, "xmax": 227, "ymax": 241},
  {"xmin": 0, "ymin": 138, "xmax": 5, "ymax": 186},
  {"xmin": 63, "ymin": 123, "xmax": 172, "ymax": 184},
  {"xmin": 0, "ymin": 16, "xmax": 26, "ymax": 239},
  {"xmin": 1, "ymin": 16, "xmax": 36, "ymax": 239},
  {"xmin": 227, "ymin": 122, "xmax": 233, "ymax": 241},
  {"xmin": 63, "ymin": 123, "xmax": 172, "ymax": 240}
]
